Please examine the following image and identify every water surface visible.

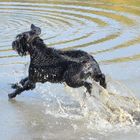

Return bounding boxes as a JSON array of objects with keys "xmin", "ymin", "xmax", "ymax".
[{"xmin": 0, "ymin": 0, "xmax": 140, "ymax": 139}]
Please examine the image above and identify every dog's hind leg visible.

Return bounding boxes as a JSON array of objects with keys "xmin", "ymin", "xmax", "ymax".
[
  {"xmin": 83, "ymin": 82, "xmax": 92, "ymax": 95},
  {"xmin": 8, "ymin": 80, "xmax": 35, "ymax": 99},
  {"xmin": 99, "ymin": 73, "xmax": 106, "ymax": 89},
  {"xmin": 64, "ymin": 73, "xmax": 93, "ymax": 95},
  {"xmin": 63, "ymin": 63, "xmax": 93, "ymax": 95},
  {"xmin": 94, "ymin": 73, "xmax": 107, "ymax": 89},
  {"xmin": 11, "ymin": 77, "xmax": 28, "ymax": 89},
  {"xmin": 65, "ymin": 79, "xmax": 92, "ymax": 95}
]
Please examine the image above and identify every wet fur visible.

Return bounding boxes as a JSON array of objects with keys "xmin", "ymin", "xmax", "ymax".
[{"xmin": 9, "ymin": 25, "xmax": 106, "ymax": 99}]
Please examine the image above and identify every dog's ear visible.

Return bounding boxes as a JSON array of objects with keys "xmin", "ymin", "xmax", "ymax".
[{"xmin": 31, "ymin": 24, "xmax": 41, "ymax": 35}]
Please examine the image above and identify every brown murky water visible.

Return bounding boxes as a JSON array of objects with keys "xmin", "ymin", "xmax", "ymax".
[{"xmin": 0, "ymin": 0, "xmax": 140, "ymax": 139}]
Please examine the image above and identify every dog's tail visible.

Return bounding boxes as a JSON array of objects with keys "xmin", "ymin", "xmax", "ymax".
[{"xmin": 90, "ymin": 56, "xmax": 107, "ymax": 89}]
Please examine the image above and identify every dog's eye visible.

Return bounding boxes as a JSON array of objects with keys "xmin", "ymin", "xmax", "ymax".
[{"xmin": 23, "ymin": 34, "xmax": 28, "ymax": 39}]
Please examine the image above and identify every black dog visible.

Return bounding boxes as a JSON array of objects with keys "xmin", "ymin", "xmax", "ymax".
[{"xmin": 8, "ymin": 24, "xmax": 106, "ymax": 99}]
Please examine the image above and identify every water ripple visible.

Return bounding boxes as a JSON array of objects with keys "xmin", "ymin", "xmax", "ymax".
[{"xmin": 0, "ymin": 1, "xmax": 140, "ymax": 65}]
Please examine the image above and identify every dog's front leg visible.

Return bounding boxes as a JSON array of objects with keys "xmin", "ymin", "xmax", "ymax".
[
  {"xmin": 8, "ymin": 80, "xmax": 35, "ymax": 99},
  {"xmin": 11, "ymin": 77, "xmax": 29, "ymax": 89}
]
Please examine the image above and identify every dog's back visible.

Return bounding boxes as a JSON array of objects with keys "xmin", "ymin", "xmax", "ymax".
[{"xmin": 9, "ymin": 24, "xmax": 106, "ymax": 99}]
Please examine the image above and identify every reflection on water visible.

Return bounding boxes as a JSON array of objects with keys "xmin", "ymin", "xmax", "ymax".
[{"xmin": 0, "ymin": 0, "xmax": 140, "ymax": 139}]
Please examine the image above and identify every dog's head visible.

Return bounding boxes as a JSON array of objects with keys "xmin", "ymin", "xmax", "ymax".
[{"xmin": 12, "ymin": 24, "xmax": 41, "ymax": 56}]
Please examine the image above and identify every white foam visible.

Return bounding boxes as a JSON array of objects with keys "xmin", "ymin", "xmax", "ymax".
[{"xmin": 36, "ymin": 77, "xmax": 140, "ymax": 133}]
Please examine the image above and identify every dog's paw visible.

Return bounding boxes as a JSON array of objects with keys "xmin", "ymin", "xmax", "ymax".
[
  {"xmin": 10, "ymin": 83, "xmax": 20, "ymax": 89},
  {"xmin": 8, "ymin": 93, "xmax": 16, "ymax": 99},
  {"xmin": 10, "ymin": 83, "xmax": 18, "ymax": 89}
]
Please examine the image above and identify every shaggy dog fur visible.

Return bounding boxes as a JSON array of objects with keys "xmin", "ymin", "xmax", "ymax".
[{"xmin": 8, "ymin": 24, "xmax": 106, "ymax": 99}]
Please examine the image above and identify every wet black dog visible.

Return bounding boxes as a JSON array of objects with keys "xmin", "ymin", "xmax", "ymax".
[{"xmin": 8, "ymin": 24, "xmax": 106, "ymax": 99}]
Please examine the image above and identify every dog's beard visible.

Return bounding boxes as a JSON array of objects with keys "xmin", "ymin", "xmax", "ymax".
[
  {"xmin": 17, "ymin": 50, "xmax": 27, "ymax": 56},
  {"xmin": 17, "ymin": 49, "xmax": 28, "ymax": 56},
  {"xmin": 15, "ymin": 43, "xmax": 28, "ymax": 56}
]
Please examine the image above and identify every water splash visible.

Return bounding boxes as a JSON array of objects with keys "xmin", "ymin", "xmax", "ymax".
[{"xmin": 35, "ymin": 76, "xmax": 140, "ymax": 133}]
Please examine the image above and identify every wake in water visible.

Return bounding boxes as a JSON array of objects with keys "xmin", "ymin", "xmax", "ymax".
[
  {"xmin": 63, "ymin": 77, "xmax": 140, "ymax": 131},
  {"xmin": 36, "ymin": 76, "xmax": 140, "ymax": 132},
  {"xmin": 10, "ymin": 63, "xmax": 140, "ymax": 133}
]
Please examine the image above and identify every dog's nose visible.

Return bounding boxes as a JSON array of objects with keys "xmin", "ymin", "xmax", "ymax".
[{"xmin": 12, "ymin": 41, "xmax": 16, "ymax": 49}]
